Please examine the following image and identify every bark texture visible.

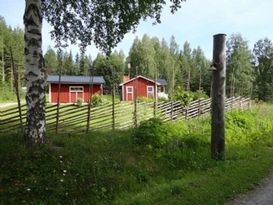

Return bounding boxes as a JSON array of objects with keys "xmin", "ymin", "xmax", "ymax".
[
  {"xmin": 24, "ymin": 0, "xmax": 46, "ymax": 145},
  {"xmin": 211, "ymin": 34, "xmax": 226, "ymax": 160}
]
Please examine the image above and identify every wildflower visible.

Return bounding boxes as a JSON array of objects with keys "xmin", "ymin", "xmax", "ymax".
[
  {"xmin": 26, "ymin": 188, "xmax": 31, "ymax": 192},
  {"xmin": 60, "ymin": 179, "xmax": 64, "ymax": 182},
  {"xmin": 59, "ymin": 155, "xmax": 63, "ymax": 159},
  {"xmin": 63, "ymin": 170, "xmax": 67, "ymax": 173}
]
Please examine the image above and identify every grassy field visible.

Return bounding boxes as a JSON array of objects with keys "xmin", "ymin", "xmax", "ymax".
[{"xmin": 0, "ymin": 104, "xmax": 273, "ymax": 204}]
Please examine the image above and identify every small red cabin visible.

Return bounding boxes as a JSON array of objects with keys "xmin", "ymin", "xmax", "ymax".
[
  {"xmin": 47, "ymin": 75, "xmax": 105, "ymax": 103},
  {"xmin": 119, "ymin": 75, "xmax": 167, "ymax": 101}
]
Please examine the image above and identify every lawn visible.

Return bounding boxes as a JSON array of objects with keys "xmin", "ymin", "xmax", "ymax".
[{"xmin": 0, "ymin": 104, "xmax": 273, "ymax": 204}]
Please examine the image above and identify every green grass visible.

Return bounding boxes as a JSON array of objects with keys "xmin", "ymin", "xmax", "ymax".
[
  {"xmin": 0, "ymin": 104, "xmax": 273, "ymax": 204},
  {"xmin": 0, "ymin": 99, "xmax": 157, "ymax": 133}
]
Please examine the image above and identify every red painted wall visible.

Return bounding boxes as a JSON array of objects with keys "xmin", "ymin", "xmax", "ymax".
[
  {"xmin": 50, "ymin": 84, "xmax": 102, "ymax": 103},
  {"xmin": 122, "ymin": 77, "xmax": 155, "ymax": 101}
]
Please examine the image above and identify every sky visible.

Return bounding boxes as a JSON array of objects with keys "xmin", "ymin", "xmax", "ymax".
[{"xmin": 1, "ymin": 0, "xmax": 273, "ymax": 60}]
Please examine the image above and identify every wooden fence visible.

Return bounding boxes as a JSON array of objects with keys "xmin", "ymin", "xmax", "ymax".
[{"xmin": 0, "ymin": 96, "xmax": 251, "ymax": 134}]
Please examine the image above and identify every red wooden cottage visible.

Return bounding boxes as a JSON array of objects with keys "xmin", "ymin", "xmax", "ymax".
[
  {"xmin": 119, "ymin": 75, "xmax": 167, "ymax": 101},
  {"xmin": 47, "ymin": 75, "xmax": 105, "ymax": 103}
]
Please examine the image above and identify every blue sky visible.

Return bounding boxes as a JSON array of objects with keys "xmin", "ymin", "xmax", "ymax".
[{"xmin": 1, "ymin": 0, "xmax": 273, "ymax": 60}]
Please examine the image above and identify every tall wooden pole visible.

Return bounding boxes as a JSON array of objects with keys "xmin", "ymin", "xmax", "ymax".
[{"xmin": 211, "ymin": 33, "xmax": 226, "ymax": 160}]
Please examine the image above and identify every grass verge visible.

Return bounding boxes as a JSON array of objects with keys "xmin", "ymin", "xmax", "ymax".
[{"xmin": 0, "ymin": 104, "xmax": 273, "ymax": 205}]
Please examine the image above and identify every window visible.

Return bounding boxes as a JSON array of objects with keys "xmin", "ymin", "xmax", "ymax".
[
  {"xmin": 70, "ymin": 86, "xmax": 84, "ymax": 92},
  {"xmin": 147, "ymin": 86, "xmax": 154, "ymax": 97},
  {"xmin": 127, "ymin": 86, "xmax": 133, "ymax": 93}
]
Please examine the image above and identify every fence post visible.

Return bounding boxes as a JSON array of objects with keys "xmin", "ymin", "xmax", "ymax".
[
  {"xmin": 56, "ymin": 50, "xmax": 62, "ymax": 133},
  {"xmin": 185, "ymin": 107, "xmax": 188, "ymax": 120},
  {"xmin": 133, "ymin": 98, "xmax": 137, "ymax": 127},
  {"xmin": 248, "ymin": 98, "xmax": 251, "ymax": 109},
  {"xmin": 111, "ymin": 87, "xmax": 115, "ymax": 130},
  {"xmin": 171, "ymin": 101, "xmax": 173, "ymax": 121},
  {"xmin": 198, "ymin": 98, "xmax": 201, "ymax": 117},
  {"xmin": 86, "ymin": 66, "xmax": 94, "ymax": 133},
  {"xmin": 211, "ymin": 33, "xmax": 226, "ymax": 160},
  {"xmin": 10, "ymin": 47, "xmax": 23, "ymax": 133}
]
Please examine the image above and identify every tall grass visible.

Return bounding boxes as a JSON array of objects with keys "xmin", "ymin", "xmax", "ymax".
[{"xmin": 0, "ymin": 104, "xmax": 273, "ymax": 204}]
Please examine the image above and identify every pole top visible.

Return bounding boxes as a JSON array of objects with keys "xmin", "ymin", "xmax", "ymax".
[{"xmin": 213, "ymin": 33, "xmax": 227, "ymax": 38}]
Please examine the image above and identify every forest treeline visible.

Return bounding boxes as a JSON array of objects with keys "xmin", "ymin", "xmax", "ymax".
[{"xmin": 0, "ymin": 16, "xmax": 272, "ymax": 102}]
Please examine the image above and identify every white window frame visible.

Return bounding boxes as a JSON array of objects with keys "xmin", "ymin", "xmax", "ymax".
[
  {"xmin": 126, "ymin": 86, "xmax": 134, "ymax": 100},
  {"xmin": 126, "ymin": 86, "xmax": 133, "ymax": 94},
  {"xmin": 147, "ymin": 85, "xmax": 154, "ymax": 97},
  {"xmin": 69, "ymin": 86, "xmax": 84, "ymax": 92},
  {"xmin": 69, "ymin": 86, "xmax": 84, "ymax": 103}
]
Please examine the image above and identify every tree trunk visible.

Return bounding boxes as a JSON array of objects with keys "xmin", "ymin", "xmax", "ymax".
[
  {"xmin": 187, "ymin": 66, "xmax": 191, "ymax": 91},
  {"xmin": 24, "ymin": 0, "xmax": 46, "ymax": 146},
  {"xmin": 211, "ymin": 34, "xmax": 226, "ymax": 160}
]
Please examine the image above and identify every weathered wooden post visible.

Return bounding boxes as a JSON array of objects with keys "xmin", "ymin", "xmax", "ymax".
[
  {"xmin": 56, "ymin": 50, "xmax": 62, "ymax": 133},
  {"xmin": 10, "ymin": 47, "xmax": 23, "ymax": 132},
  {"xmin": 86, "ymin": 63, "xmax": 94, "ymax": 133},
  {"xmin": 211, "ymin": 34, "xmax": 226, "ymax": 160},
  {"xmin": 170, "ymin": 101, "xmax": 174, "ymax": 121},
  {"xmin": 111, "ymin": 65, "xmax": 115, "ymax": 130}
]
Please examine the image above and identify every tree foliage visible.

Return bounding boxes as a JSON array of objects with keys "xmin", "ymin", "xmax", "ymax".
[
  {"xmin": 42, "ymin": 0, "xmax": 186, "ymax": 53},
  {"xmin": 226, "ymin": 34, "xmax": 253, "ymax": 97},
  {"xmin": 252, "ymin": 38, "xmax": 273, "ymax": 102},
  {"xmin": 0, "ymin": 16, "xmax": 24, "ymax": 100},
  {"xmin": 93, "ymin": 51, "xmax": 125, "ymax": 92},
  {"xmin": 126, "ymin": 34, "xmax": 211, "ymax": 96}
]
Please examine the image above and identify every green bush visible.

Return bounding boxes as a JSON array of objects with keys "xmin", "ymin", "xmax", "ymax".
[
  {"xmin": 173, "ymin": 86, "xmax": 194, "ymax": 106},
  {"xmin": 91, "ymin": 95, "xmax": 103, "ymax": 107},
  {"xmin": 133, "ymin": 118, "xmax": 172, "ymax": 148},
  {"xmin": 173, "ymin": 86, "xmax": 209, "ymax": 106},
  {"xmin": 76, "ymin": 98, "xmax": 83, "ymax": 106}
]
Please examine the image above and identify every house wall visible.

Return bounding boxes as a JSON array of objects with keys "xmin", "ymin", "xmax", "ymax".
[
  {"xmin": 50, "ymin": 84, "xmax": 102, "ymax": 103},
  {"xmin": 123, "ymin": 78, "xmax": 155, "ymax": 101}
]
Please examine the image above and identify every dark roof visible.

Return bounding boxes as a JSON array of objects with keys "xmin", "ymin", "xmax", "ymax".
[
  {"xmin": 47, "ymin": 75, "xmax": 105, "ymax": 84},
  {"xmin": 156, "ymin": 79, "xmax": 167, "ymax": 86},
  {"xmin": 119, "ymin": 75, "xmax": 167, "ymax": 86}
]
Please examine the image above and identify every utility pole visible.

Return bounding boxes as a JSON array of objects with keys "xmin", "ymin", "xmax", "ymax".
[{"xmin": 211, "ymin": 33, "xmax": 226, "ymax": 160}]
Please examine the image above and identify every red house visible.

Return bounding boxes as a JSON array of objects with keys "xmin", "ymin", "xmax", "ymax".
[
  {"xmin": 47, "ymin": 75, "xmax": 105, "ymax": 103},
  {"xmin": 119, "ymin": 75, "xmax": 167, "ymax": 101}
]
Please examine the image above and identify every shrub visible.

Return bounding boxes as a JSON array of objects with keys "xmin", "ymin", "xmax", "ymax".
[
  {"xmin": 173, "ymin": 87, "xmax": 209, "ymax": 106},
  {"xmin": 133, "ymin": 118, "xmax": 172, "ymax": 148},
  {"xmin": 91, "ymin": 95, "xmax": 103, "ymax": 107},
  {"xmin": 77, "ymin": 98, "xmax": 83, "ymax": 106},
  {"xmin": 173, "ymin": 86, "xmax": 194, "ymax": 106}
]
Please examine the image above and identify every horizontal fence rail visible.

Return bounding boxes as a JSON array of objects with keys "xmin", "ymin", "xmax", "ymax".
[{"xmin": 0, "ymin": 96, "xmax": 251, "ymax": 134}]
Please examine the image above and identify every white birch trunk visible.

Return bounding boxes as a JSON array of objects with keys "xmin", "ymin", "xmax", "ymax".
[{"xmin": 24, "ymin": 0, "xmax": 46, "ymax": 145}]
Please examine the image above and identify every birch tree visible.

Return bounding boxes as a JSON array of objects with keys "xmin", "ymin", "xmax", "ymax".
[
  {"xmin": 24, "ymin": 0, "xmax": 186, "ymax": 145},
  {"xmin": 24, "ymin": 0, "xmax": 45, "ymax": 145}
]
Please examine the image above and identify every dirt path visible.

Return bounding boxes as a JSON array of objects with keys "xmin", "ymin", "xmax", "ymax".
[{"xmin": 228, "ymin": 171, "xmax": 273, "ymax": 205}]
